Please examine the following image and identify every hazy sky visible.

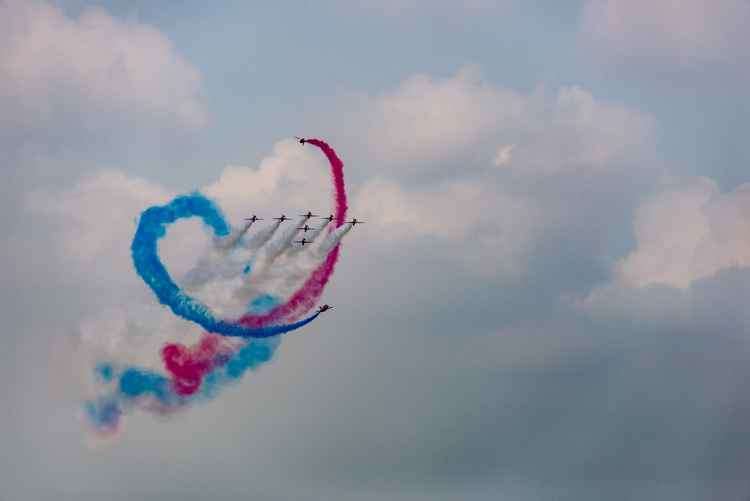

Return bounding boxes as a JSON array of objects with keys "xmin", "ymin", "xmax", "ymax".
[{"xmin": 3, "ymin": 1, "xmax": 750, "ymax": 499}]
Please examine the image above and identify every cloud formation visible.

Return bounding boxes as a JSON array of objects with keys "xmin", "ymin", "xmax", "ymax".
[
  {"xmin": 581, "ymin": 0, "xmax": 749, "ymax": 69},
  {"xmin": 617, "ymin": 177, "xmax": 750, "ymax": 289},
  {"xmin": 346, "ymin": 67, "xmax": 654, "ymax": 175},
  {"xmin": 0, "ymin": 0, "xmax": 206, "ymax": 129},
  {"xmin": 353, "ymin": 178, "xmax": 541, "ymax": 277}
]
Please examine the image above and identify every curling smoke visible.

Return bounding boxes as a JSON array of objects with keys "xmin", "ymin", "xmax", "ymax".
[{"xmin": 84, "ymin": 139, "xmax": 352, "ymax": 435}]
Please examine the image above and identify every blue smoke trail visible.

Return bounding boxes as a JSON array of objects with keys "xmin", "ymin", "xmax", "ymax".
[
  {"xmin": 131, "ymin": 193, "xmax": 319, "ymax": 338},
  {"xmin": 84, "ymin": 295, "xmax": 287, "ymax": 433}
]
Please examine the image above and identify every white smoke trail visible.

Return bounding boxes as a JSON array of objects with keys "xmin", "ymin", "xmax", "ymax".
[
  {"xmin": 317, "ymin": 222, "xmax": 354, "ymax": 256},
  {"xmin": 213, "ymin": 220, "xmax": 254, "ymax": 251},
  {"xmin": 242, "ymin": 219, "xmax": 282, "ymax": 252},
  {"xmin": 286, "ymin": 218, "xmax": 331, "ymax": 257},
  {"xmin": 79, "ymin": 218, "xmax": 358, "ymax": 386},
  {"xmin": 259, "ymin": 216, "xmax": 306, "ymax": 265}
]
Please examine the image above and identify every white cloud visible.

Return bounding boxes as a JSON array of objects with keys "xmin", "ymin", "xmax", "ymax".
[
  {"xmin": 493, "ymin": 144, "xmax": 515, "ymax": 167},
  {"xmin": 616, "ymin": 177, "xmax": 750, "ymax": 289},
  {"xmin": 360, "ymin": 66, "xmax": 524, "ymax": 167},
  {"xmin": 351, "ymin": 68, "xmax": 654, "ymax": 174},
  {"xmin": 520, "ymin": 85, "xmax": 655, "ymax": 172},
  {"xmin": 0, "ymin": 0, "xmax": 206, "ymax": 128},
  {"xmin": 29, "ymin": 169, "xmax": 172, "ymax": 283},
  {"xmin": 353, "ymin": 177, "xmax": 541, "ymax": 277},
  {"xmin": 581, "ymin": 0, "xmax": 749, "ymax": 67},
  {"xmin": 354, "ymin": 179, "xmax": 483, "ymax": 239},
  {"xmin": 204, "ymin": 140, "xmax": 331, "ymax": 221}
]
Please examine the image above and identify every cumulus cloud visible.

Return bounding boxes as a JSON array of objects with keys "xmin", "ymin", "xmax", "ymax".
[
  {"xmin": 347, "ymin": 67, "xmax": 654, "ymax": 174},
  {"xmin": 617, "ymin": 177, "xmax": 750, "ymax": 289},
  {"xmin": 581, "ymin": 0, "xmax": 750, "ymax": 69},
  {"xmin": 581, "ymin": 175, "xmax": 750, "ymax": 333},
  {"xmin": 29, "ymin": 170, "xmax": 173, "ymax": 284},
  {"xmin": 0, "ymin": 0, "xmax": 206, "ymax": 129},
  {"xmin": 359, "ymin": 66, "xmax": 524, "ymax": 167},
  {"xmin": 204, "ymin": 140, "xmax": 331, "ymax": 221},
  {"xmin": 353, "ymin": 177, "xmax": 541, "ymax": 277}
]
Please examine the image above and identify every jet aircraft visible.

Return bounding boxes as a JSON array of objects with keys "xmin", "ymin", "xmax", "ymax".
[
  {"xmin": 300, "ymin": 211, "xmax": 319, "ymax": 219},
  {"xmin": 297, "ymin": 224, "xmax": 315, "ymax": 232},
  {"xmin": 318, "ymin": 304, "xmax": 333, "ymax": 313},
  {"xmin": 273, "ymin": 215, "xmax": 290, "ymax": 222},
  {"xmin": 345, "ymin": 218, "xmax": 366, "ymax": 226},
  {"xmin": 294, "ymin": 136, "xmax": 307, "ymax": 145},
  {"xmin": 244, "ymin": 215, "xmax": 263, "ymax": 223},
  {"xmin": 294, "ymin": 238, "xmax": 310, "ymax": 246}
]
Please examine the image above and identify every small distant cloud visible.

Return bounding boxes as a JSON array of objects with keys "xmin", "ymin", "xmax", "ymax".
[{"xmin": 493, "ymin": 144, "xmax": 515, "ymax": 167}]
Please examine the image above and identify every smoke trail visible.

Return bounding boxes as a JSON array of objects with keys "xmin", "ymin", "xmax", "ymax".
[
  {"xmin": 161, "ymin": 333, "xmax": 230, "ymax": 396},
  {"xmin": 317, "ymin": 222, "xmax": 354, "ymax": 257},
  {"xmin": 286, "ymin": 218, "xmax": 331, "ymax": 256},
  {"xmin": 132, "ymin": 193, "xmax": 321, "ymax": 338},
  {"xmin": 237, "ymin": 139, "xmax": 348, "ymax": 326},
  {"xmin": 259, "ymin": 216, "xmax": 306, "ymax": 265},
  {"xmin": 86, "ymin": 138, "xmax": 350, "ymax": 434},
  {"xmin": 84, "ymin": 300, "xmax": 286, "ymax": 434},
  {"xmin": 243, "ymin": 219, "xmax": 282, "ymax": 252},
  {"xmin": 214, "ymin": 220, "xmax": 254, "ymax": 251},
  {"xmin": 131, "ymin": 139, "xmax": 347, "ymax": 337}
]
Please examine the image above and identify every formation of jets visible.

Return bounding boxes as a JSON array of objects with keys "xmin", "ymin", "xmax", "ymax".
[
  {"xmin": 260, "ymin": 212, "xmax": 364, "ymax": 229},
  {"xmin": 245, "ymin": 138, "xmax": 362, "ymax": 318}
]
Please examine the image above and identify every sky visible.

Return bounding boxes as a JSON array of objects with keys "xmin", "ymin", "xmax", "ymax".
[{"xmin": 2, "ymin": 0, "xmax": 750, "ymax": 499}]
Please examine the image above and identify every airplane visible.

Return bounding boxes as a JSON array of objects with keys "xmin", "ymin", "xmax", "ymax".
[
  {"xmin": 300, "ymin": 211, "xmax": 319, "ymax": 219},
  {"xmin": 320, "ymin": 214, "xmax": 334, "ymax": 222},
  {"xmin": 295, "ymin": 238, "xmax": 310, "ymax": 246},
  {"xmin": 345, "ymin": 218, "xmax": 366, "ymax": 226},
  {"xmin": 294, "ymin": 136, "xmax": 307, "ymax": 145},
  {"xmin": 273, "ymin": 215, "xmax": 290, "ymax": 222},
  {"xmin": 244, "ymin": 215, "xmax": 263, "ymax": 223},
  {"xmin": 318, "ymin": 304, "xmax": 333, "ymax": 313},
  {"xmin": 297, "ymin": 224, "xmax": 315, "ymax": 232}
]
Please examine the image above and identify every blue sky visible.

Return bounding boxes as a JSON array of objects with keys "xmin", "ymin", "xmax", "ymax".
[{"xmin": 3, "ymin": 1, "xmax": 750, "ymax": 500}]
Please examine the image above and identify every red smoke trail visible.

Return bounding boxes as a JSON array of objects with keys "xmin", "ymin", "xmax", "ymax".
[
  {"xmin": 237, "ymin": 138, "xmax": 347, "ymax": 327},
  {"xmin": 162, "ymin": 334, "xmax": 230, "ymax": 396}
]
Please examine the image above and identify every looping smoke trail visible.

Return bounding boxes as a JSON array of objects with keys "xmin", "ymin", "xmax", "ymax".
[
  {"xmin": 131, "ymin": 193, "xmax": 322, "ymax": 338},
  {"xmin": 131, "ymin": 138, "xmax": 346, "ymax": 337},
  {"xmin": 238, "ymin": 138, "xmax": 348, "ymax": 325},
  {"xmin": 84, "ymin": 138, "xmax": 350, "ymax": 435}
]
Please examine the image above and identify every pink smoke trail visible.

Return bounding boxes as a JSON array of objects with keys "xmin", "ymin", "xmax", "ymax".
[{"xmin": 236, "ymin": 138, "xmax": 347, "ymax": 327}]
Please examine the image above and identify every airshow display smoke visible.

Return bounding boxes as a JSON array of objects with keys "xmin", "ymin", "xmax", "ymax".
[{"xmin": 84, "ymin": 139, "xmax": 351, "ymax": 435}]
